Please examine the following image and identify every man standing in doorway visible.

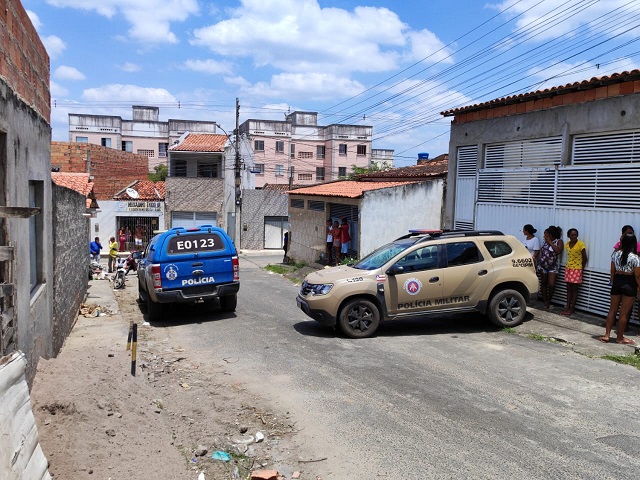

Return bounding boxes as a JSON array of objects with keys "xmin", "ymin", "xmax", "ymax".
[{"xmin": 340, "ymin": 217, "xmax": 351, "ymax": 259}]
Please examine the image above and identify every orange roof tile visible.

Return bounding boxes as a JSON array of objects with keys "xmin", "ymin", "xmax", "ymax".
[
  {"xmin": 170, "ymin": 133, "xmax": 227, "ymax": 152},
  {"xmin": 113, "ymin": 180, "xmax": 165, "ymax": 200},
  {"xmin": 51, "ymin": 172, "xmax": 94, "ymax": 196},
  {"xmin": 288, "ymin": 180, "xmax": 422, "ymax": 198},
  {"xmin": 358, "ymin": 155, "xmax": 448, "ymax": 180},
  {"xmin": 441, "ymin": 69, "xmax": 640, "ymax": 116}
]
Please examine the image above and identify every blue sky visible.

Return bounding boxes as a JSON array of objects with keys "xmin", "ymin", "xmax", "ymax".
[{"xmin": 23, "ymin": 0, "xmax": 640, "ymax": 166}]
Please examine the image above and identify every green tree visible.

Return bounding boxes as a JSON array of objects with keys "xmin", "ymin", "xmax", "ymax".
[
  {"xmin": 148, "ymin": 164, "xmax": 168, "ymax": 181},
  {"xmin": 346, "ymin": 161, "xmax": 392, "ymax": 179}
]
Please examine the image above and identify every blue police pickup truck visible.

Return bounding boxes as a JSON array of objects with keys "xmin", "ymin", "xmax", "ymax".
[{"xmin": 137, "ymin": 225, "xmax": 240, "ymax": 320}]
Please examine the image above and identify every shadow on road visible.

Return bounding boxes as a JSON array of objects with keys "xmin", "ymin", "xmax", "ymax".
[
  {"xmin": 293, "ymin": 311, "xmax": 534, "ymax": 339},
  {"xmin": 136, "ymin": 300, "xmax": 237, "ymax": 327}
]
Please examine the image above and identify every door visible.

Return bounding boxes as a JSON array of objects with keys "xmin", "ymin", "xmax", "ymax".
[
  {"xmin": 386, "ymin": 244, "xmax": 443, "ymax": 316},
  {"xmin": 441, "ymin": 240, "xmax": 493, "ymax": 308},
  {"xmin": 264, "ymin": 216, "xmax": 288, "ymax": 249}
]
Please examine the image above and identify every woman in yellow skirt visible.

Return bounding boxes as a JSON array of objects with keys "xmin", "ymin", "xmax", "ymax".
[{"xmin": 561, "ymin": 228, "xmax": 587, "ymax": 316}]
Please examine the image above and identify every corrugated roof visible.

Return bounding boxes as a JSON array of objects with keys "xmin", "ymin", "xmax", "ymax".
[
  {"xmin": 262, "ymin": 183, "xmax": 303, "ymax": 191},
  {"xmin": 51, "ymin": 172, "xmax": 94, "ymax": 196},
  {"xmin": 441, "ymin": 69, "xmax": 640, "ymax": 116},
  {"xmin": 358, "ymin": 155, "xmax": 448, "ymax": 180},
  {"xmin": 169, "ymin": 133, "xmax": 228, "ymax": 152},
  {"xmin": 113, "ymin": 181, "xmax": 165, "ymax": 200},
  {"xmin": 288, "ymin": 180, "xmax": 422, "ymax": 198}
]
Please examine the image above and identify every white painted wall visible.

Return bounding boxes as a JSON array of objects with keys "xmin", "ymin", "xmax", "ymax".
[{"xmin": 359, "ymin": 180, "xmax": 444, "ymax": 256}]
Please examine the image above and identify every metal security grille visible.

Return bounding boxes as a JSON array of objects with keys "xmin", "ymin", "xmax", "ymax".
[
  {"xmin": 477, "ymin": 168, "xmax": 555, "ymax": 205},
  {"xmin": 454, "ymin": 220, "xmax": 474, "ymax": 230},
  {"xmin": 572, "ymin": 130, "xmax": 640, "ymax": 164},
  {"xmin": 557, "ymin": 164, "xmax": 640, "ymax": 209},
  {"xmin": 308, "ymin": 200, "xmax": 325, "ymax": 212},
  {"xmin": 290, "ymin": 198, "xmax": 304, "ymax": 209},
  {"xmin": 485, "ymin": 137, "xmax": 562, "ymax": 169},
  {"xmin": 457, "ymin": 145, "xmax": 478, "ymax": 177}
]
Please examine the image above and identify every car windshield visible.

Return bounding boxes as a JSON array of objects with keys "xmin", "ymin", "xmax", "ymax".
[{"xmin": 353, "ymin": 239, "xmax": 415, "ymax": 270}]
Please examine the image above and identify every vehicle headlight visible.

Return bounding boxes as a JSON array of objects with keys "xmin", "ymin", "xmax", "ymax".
[{"xmin": 310, "ymin": 283, "xmax": 333, "ymax": 295}]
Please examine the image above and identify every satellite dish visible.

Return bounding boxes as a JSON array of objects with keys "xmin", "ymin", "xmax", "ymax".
[{"xmin": 126, "ymin": 187, "xmax": 139, "ymax": 199}]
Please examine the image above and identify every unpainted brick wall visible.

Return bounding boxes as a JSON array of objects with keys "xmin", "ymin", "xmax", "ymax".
[
  {"xmin": 51, "ymin": 183, "xmax": 89, "ymax": 354},
  {"xmin": 51, "ymin": 142, "xmax": 149, "ymax": 200},
  {"xmin": 0, "ymin": 0, "xmax": 50, "ymax": 121}
]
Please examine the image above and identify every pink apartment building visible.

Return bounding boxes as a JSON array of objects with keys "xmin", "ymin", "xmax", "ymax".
[
  {"xmin": 239, "ymin": 111, "xmax": 380, "ymax": 188},
  {"xmin": 68, "ymin": 106, "xmax": 220, "ymax": 172}
]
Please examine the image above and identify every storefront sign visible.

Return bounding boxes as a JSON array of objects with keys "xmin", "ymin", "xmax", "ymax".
[{"xmin": 117, "ymin": 201, "xmax": 162, "ymax": 212}]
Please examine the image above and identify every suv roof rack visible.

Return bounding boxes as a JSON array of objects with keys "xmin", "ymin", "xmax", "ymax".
[{"xmin": 394, "ymin": 229, "xmax": 504, "ymax": 242}]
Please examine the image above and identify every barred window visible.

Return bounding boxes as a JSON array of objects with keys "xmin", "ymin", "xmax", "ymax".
[
  {"xmin": 298, "ymin": 173, "xmax": 312, "ymax": 180},
  {"xmin": 291, "ymin": 198, "xmax": 304, "ymax": 209},
  {"xmin": 308, "ymin": 200, "xmax": 325, "ymax": 211},
  {"xmin": 298, "ymin": 151, "xmax": 313, "ymax": 159},
  {"xmin": 137, "ymin": 149, "xmax": 155, "ymax": 158}
]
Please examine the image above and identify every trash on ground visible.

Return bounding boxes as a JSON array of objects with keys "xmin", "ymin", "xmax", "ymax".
[{"xmin": 211, "ymin": 450, "xmax": 232, "ymax": 462}]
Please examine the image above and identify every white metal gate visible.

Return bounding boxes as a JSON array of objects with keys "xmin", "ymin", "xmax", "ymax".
[
  {"xmin": 264, "ymin": 216, "xmax": 288, "ymax": 249},
  {"xmin": 171, "ymin": 211, "xmax": 217, "ymax": 229}
]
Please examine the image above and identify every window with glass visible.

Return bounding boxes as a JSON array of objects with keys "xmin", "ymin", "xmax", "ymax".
[
  {"xmin": 484, "ymin": 241, "xmax": 512, "ymax": 258},
  {"xmin": 275, "ymin": 164, "xmax": 284, "ymax": 176},
  {"xmin": 101, "ymin": 138, "xmax": 111, "ymax": 148},
  {"xmin": 197, "ymin": 161, "xmax": 218, "ymax": 178},
  {"xmin": 253, "ymin": 163, "xmax": 265, "ymax": 174},
  {"xmin": 397, "ymin": 245, "xmax": 439, "ymax": 272},
  {"xmin": 29, "ymin": 181, "xmax": 43, "ymax": 293},
  {"xmin": 316, "ymin": 167, "xmax": 325, "ymax": 181},
  {"xmin": 76, "ymin": 136, "xmax": 88, "ymax": 143},
  {"xmin": 446, "ymin": 242, "xmax": 483, "ymax": 267},
  {"xmin": 173, "ymin": 160, "xmax": 187, "ymax": 177},
  {"xmin": 290, "ymin": 144, "xmax": 296, "ymax": 159},
  {"xmin": 339, "ymin": 144, "xmax": 347, "ymax": 155},
  {"xmin": 338, "ymin": 167, "xmax": 347, "ymax": 177},
  {"xmin": 158, "ymin": 142, "xmax": 169, "ymax": 158},
  {"xmin": 317, "ymin": 145, "xmax": 326, "ymax": 159},
  {"xmin": 254, "ymin": 140, "xmax": 265, "ymax": 151},
  {"xmin": 276, "ymin": 141, "xmax": 284, "ymax": 153},
  {"xmin": 357, "ymin": 145, "xmax": 367, "ymax": 155},
  {"xmin": 121, "ymin": 141, "xmax": 133, "ymax": 152}
]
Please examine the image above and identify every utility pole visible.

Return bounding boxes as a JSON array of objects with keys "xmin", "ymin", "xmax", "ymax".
[{"xmin": 234, "ymin": 97, "xmax": 241, "ymax": 246}]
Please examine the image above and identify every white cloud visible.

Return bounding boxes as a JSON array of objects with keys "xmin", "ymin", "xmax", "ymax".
[
  {"xmin": 406, "ymin": 29, "xmax": 453, "ymax": 64},
  {"xmin": 242, "ymin": 72, "xmax": 365, "ymax": 101},
  {"xmin": 41, "ymin": 35, "xmax": 66, "ymax": 59},
  {"xmin": 26, "ymin": 10, "xmax": 42, "ymax": 30},
  {"xmin": 81, "ymin": 84, "xmax": 177, "ymax": 104},
  {"xmin": 50, "ymin": 80, "xmax": 69, "ymax": 98},
  {"xmin": 46, "ymin": 0, "xmax": 199, "ymax": 44},
  {"xmin": 224, "ymin": 76, "xmax": 251, "ymax": 87},
  {"xmin": 119, "ymin": 62, "xmax": 141, "ymax": 72},
  {"xmin": 184, "ymin": 59, "xmax": 233, "ymax": 76},
  {"xmin": 191, "ymin": 0, "xmax": 412, "ymax": 73},
  {"xmin": 54, "ymin": 65, "xmax": 86, "ymax": 81},
  {"xmin": 490, "ymin": 0, "xmax": 640, "ymax": 41}
]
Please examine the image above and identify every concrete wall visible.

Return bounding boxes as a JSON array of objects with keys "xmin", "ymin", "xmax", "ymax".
[
  {"xmin": 360, "ymin": 180, "xmax": 444, "ymax": 256},
  {"xmin": 240, "ymin": 190, "xmax": 288, "ymax": 249},
  {"xmin": 51, "ymin": 142, "xmax": 149, "ymax": 199},
  {"xmin": 445, "ymin": 92, "xmax": 640, "ymax": 226},
  {"xmin": 51, "ymin": 184, "xmax": 88, "ymax": 354},
  {"xmin": 164, "ymin": 177, "xmax": 223, "ymax": 230}
]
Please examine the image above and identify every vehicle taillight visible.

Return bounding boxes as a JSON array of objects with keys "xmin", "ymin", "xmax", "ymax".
[
  {"xmin": 232, "ymin": 256, "xmax": 239, "ymax": 281},
  {"xmin": 152, "ymin": 264, "xmax": 162, "ymax": 290}
]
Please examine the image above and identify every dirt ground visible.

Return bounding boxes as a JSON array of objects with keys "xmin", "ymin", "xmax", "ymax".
[{"xmin": 30, "ymin": 278, "xmax": 319, "ymax": 480}]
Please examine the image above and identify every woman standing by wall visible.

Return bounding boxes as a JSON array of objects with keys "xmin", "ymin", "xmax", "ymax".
[
  {"xmin": 599, "ymin": 233, "xmax": 640, "ymax": 345},
  {"xmin": 537, "ymin": 226, "xmax": 563, "ymax": 309},
  {"xmin": 561, "ymin": 228, "xmax": 587, "ymax": 316},
  {"xmin": 522, "ymin": 224, "xmax": 541, "ymax": 268}
]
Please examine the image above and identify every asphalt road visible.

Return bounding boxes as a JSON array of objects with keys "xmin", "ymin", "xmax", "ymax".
[{"xmin": 152, "ymin": 253, "xmax": 640, "ymax": 479}]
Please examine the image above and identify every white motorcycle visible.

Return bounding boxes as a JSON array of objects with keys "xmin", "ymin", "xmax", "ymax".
[{"xmin": 113, "ymin": 258, "xmax": 127, "ymax": 289}]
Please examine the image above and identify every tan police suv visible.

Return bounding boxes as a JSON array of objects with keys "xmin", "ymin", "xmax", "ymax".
[{"xmin": 296, "ymin": 230, "xmax": 538, "ymax": 338}]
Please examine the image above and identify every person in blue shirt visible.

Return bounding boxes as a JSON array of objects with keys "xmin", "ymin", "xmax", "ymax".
[{"xmin": 89, "ymin": 237, "xmax": 102, "ymax": 262}]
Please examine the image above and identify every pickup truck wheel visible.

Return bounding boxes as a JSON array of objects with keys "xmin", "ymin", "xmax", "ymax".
[
  {"xmin": 338, "ymin": 298, "xmax": 380, "ymax": 339},
  {"xmin": 220, "ymin": 294, "xmax": 237, "ymax": 312},
  {"xmin": 146, "ymin": 298, "xmax": 163, "ymax": 321},
  {"xmin": 488, "ymin": 289, "xmax": 526, "ymax": 327}
]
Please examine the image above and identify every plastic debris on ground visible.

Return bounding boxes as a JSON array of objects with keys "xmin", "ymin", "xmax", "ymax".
[{"xmin": 211, "ymin": 450, "xmax": 232, "ymax": 462}]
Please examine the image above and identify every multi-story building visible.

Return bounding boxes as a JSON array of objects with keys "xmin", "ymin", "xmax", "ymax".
[
  {"xmin": 239, "ymin": 112, "xmax": 376, "ymax": 188},
  {"xmin": 68, "ymin": 106, "xmax": 220, "ymax": 172}
]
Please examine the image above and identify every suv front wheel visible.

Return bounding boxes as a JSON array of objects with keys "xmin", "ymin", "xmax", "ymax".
[
  {"xmin": 488, "ymin": 289, "xmax": 526, "ymax": 327},
  {"xmin": 339, "ymin": 298, "xmax": 380, "ymax": 339}
]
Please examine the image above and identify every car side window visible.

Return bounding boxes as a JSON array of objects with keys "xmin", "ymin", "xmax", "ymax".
[
  {"xmin": 484, "ymin": 241, "xmax": 512, "ymax": 258},
  {"xmin": 397, "ymin": 245, "xmax": 438, "ymax": 272},
  {"xmin": 446, "ymin": 241, "xmax": 483, "ymax": 267}
]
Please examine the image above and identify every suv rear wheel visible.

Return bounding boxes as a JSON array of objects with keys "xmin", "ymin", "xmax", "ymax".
[
  {"xmin": 488, "ymin": 289, "xmax": 526, "ymax": 327},
  {"xmin": 220, "ymin": 294, "xmax": 237, "ymax": 312},
  {"xmin": 338, "ymin": 298, "xmax": 380, "ymax": 339}
]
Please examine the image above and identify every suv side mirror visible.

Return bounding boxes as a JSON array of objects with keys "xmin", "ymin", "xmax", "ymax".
[{"xmin": 386, "ymin": 264, "xmax": 404, "ymax": 276}]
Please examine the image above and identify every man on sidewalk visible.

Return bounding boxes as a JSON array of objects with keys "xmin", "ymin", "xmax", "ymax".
[{"xmin": 89, "ymin": 237, "xmax": 102, "ymax": 262}]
